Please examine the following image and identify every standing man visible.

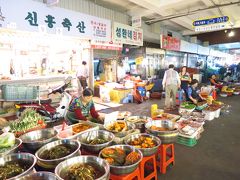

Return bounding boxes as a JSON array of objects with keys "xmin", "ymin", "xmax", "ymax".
[
  {"xmin": 77, "ymin": 61, "xmax": 89, "ymax": 91},
  {"xmin": 162, "ymin": 64, "xmax": 181, "ymax": 110}
]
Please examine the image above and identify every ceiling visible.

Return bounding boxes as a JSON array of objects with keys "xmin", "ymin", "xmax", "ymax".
[{"xmin": 90, "ymin": 0, "xmax": 240, "ymax": 36}]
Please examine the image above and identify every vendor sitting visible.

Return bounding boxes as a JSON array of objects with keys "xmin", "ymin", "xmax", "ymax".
[
  {"xmin": 69, "ymin": 88, "xmax": 104, "ymax": 124},
  {"xmin": 186, "ymin": 79, "xmax": 205, "ymax": 104},
  {"xmin": 210, "ymin": 74, "xmax": 223, "ymax": 89}
]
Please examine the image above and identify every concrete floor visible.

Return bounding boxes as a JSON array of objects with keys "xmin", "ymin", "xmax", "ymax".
[{"xmin": 100, "ymin": 96, "xmax": 240, "ymax": 180}]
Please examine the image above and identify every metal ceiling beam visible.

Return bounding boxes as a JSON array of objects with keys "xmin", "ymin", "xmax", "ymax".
[
  {"xmin": 127, "ymin": 7, "xmax": 153, "ymax": 17},
  {"xmin": 145, "ymin": 1, "xmax": 240, "ymax": 24},
  {"xmin": 128, "ymin": 0, "xmax": 194, "ymax": 30},
  {"xmin": 201, "ymin": 0, "xmax": 236, "ymax": 27}
]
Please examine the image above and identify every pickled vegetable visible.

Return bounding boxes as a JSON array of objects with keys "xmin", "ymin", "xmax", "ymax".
[
  {"xmin": 85, "ymin": 137, "xmax": 107, "ymax": 145},
  {"xmin": 128, "ymin": 136, "xmax": 156, "ymax": 148},
  {"xmin": 65, "ymin": 163, "xmax": 105, "ymax": 180},
  {"xmin": 101, "ymin": 147, "xmax": 140, "ymax": 166},
  {"xmin": 40, "ymin": 144, "xmax": 76, "ymax": 160},
  {"xmin": 0, "ymin": 161, "xmax": 29, "ymax": 180}
]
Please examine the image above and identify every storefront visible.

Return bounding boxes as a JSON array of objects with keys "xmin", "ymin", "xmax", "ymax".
[
  {"xmin": 0, "ymin": 0, "xmax": 111, "ymax": 90},
  {"xmin": 91, "ymin": 40, "xmax": 123, "ymax": 83}
]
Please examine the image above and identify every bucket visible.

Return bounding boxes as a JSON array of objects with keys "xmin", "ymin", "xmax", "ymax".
[
  {"xmin": 137, "ymin": 86, "xmax": 146, "ymax": 97},
  {"xmin": 215, "ymin": 108, "xmax": 221, "ymax": 118},
  {"xmin": 151, "ymin": 104, "xmax": 158, "ymax": 117},
  {"xmin": 203, "ymin": 110, "xmax": 215, "ymax": 121}
]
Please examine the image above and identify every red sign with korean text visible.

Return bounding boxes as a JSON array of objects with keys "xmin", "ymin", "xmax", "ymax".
[{"xmin": 160, "ymin": 35, "xmax": 181, "ymax": 51}]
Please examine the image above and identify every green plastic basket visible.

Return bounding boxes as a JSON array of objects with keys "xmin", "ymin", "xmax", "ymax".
[
  {"xmin": 177, "ymin": 136, "xmax": 197, "ymax": 147},
  {"xmin": 2, "ymin": 85, "xmax": 38, "ymax": 101}
]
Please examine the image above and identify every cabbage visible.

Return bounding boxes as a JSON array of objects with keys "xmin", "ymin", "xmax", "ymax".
[{"xmin": 0, "ymin": 132, "xmax": 15, "ymax": 148}]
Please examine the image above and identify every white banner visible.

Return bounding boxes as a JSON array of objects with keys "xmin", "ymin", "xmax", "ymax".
[
  {"xmin": 91, "ymin": 40, "xmax": 122, "ymax": 51},
  {"xmin": 194, "ymin": 24, "xmax": 227, "ymax": 32},
  {"xmin": 0, "ymin": 0, "xmax": 111, "ymax": 41},
  {"xmin": 113, "ymin": 22, "xmax": 143, "ymax": 46}
]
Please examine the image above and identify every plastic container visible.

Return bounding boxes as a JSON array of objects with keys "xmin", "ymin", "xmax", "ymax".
[
  {"xmin": 151, "ymin": 104, "xmax": 158, "ymax": 117},
  {"xmin": 137, "ymin": 86, "xmax": 146, "ymax": 97},
  {"xmin": 2, "ymin": 85, "xmax": 38, "ymax": 101},
  {"xmin": 215, "ymin": 108, "xmax": 221, "ymax": 118},
  {"xmin": 203, "ymin": 110, "xmax": 215, "ymax": 121},
  {"xmin": 177, "ymin": 136, "xmax": 197, "ymax": 147}
]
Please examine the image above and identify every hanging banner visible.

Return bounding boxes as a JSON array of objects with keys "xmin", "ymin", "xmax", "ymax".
[
  {"xmin": 0, "ymin": 0, "xmax": 111, "ymax": 41},
  {"xmin": 113, "ymin": 22, "xmax": 143, "ymax": 46},
  {"xmin": 132, "ymin": 16, "xmax": 141, "ymax": 28},
  {"xmin": 193, "ymin": 16, "xmax": 229, "ymax": 32},
  {"xmin": 160, "ymin": 35, "xmax": 180, "ymax": 51},
  {"xmin": 91, "ymin": 40, "xmax": 122, "ymax": 51}
]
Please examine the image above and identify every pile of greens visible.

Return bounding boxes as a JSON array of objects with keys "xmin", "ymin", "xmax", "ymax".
[
  {"xmin": 180, "ymin": 102, "xmax": 196, "ymax": 110},
  {"xmin": 10, "ymin": 108, "xmax": 44, "ymax": 132}
]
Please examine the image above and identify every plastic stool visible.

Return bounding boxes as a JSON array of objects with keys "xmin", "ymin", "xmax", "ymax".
[
  {"xmin": 157, "ymin": 144, "xmax": 175, "ymax": 174},
  {"xmin": 110, "ymin": 167, "xmax": 141, "ymax": 180},
  {"xmin": 139, "ymin": 154, "xmax": 157, "ymax": 180}
]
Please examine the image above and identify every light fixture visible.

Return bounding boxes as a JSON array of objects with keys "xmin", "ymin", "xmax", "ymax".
[{"xmin": 228, "ymin": 30, "xmax": 235, "ymax": 37}]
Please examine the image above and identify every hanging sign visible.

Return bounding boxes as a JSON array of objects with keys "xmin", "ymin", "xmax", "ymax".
[
  {"xmin": 132, "ymin": 16, "xmax": 141, "ymax": 28},
  {"xmin": 113, "ymin": 22, "xmax": 143, "ymax": 46},
  {"xmin": 0, "ymin": 0, "xmax": 111, "ymax": 41},
  {"xmin": 160, "ymin": 35, "xmax": 180, "ymax": 51},
  {"xmin": 91, "ymin": 40, "xmax": 122, "ymax": 51},
  {"xmin": 193, "ymin": 16, "xmax": 229, "ymax": 32},
  {"xmin": 195, "ymin": 24, "xmax": 227, "ymax": 32}
]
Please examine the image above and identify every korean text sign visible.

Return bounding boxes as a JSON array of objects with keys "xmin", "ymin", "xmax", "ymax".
[
  {"xmin": 0, "ymin": 0, "xmax": 111, "ymax": 41},
  {"xmin": 160, "ymin": 35, "xmax": 180, "ymax": 51},
  {"xmin": 113, "ymin": 22, "xmax": 143, "ymax": 46}
]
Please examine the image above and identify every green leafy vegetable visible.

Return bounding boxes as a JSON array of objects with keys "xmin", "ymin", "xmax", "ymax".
[{"xmin": 9, "ymin": 108, "xmax": 44, "ymax": 133}]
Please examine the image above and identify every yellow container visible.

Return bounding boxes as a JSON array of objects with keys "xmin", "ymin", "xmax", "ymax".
[
  {"xmin": 151, "ymin": 104, "xmax": 158, "ymax": 117},
  {"xmin": 207, "ymin": 96, "xmax": 213, "ymax": 105}
]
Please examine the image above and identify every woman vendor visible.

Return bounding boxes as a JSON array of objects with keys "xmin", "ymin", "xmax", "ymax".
[
  {"xmin": 186, "ymin": 79, "xmax": 205, "ymax": 104},
  {"xmin": 179, "ymin": 66, "xmax": 191, "ymax": 95},
  {"xmin": 69, "ymin": 88, "xmax": 104, "ymax": 124},
  {"xmin": 210, "ymin": 74, "xmax": 223, "ymax": 89}
]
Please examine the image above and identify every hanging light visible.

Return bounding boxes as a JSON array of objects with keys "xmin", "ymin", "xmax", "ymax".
[{"xmin": 228, "ymin": 30, "xmax": 235, "ymax": 37}]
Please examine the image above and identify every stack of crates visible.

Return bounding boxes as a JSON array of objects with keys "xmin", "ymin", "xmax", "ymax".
[{"xmin": 177, "ymin": 136, "xmax": 197, "ymax": 147}]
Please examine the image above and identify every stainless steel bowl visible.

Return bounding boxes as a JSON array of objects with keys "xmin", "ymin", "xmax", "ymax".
[
  {"xmin": 55, "ymin": 155, "xmax": 110, "ymax": 180},
  {"xmin": 124, "ymin": 133, "xmax": 161, "ymax": 156},
  {"xmin": 19, "ymin": 128, "xmax": 58, "ymax": 152},
  {"xmin": 126, "ymin": 116, "xmax": 152, "ymax": 133},
  {"xmin": 145, "ymin": 120, "xmax": 178, "ymax": 144},
  {"xmin": 35, "ymin": 139, "xmax": 81, "ymax": 169},
  {"xmin": 0, "ymin": 153, "xmax": 36, "ymax": 180},
  {"xmin": 104, "ymin": 120, "xmax": 136, "ymax": 138},
  {"xmin": 77, "ymin": 130, "xmax": 114, "ymax": 154},
  {"xmin": 99, "ymin": 145, "xmax": 143, "ymax": 175},
  {"xmin": 0, "ymin": 138, "xmax": 22, "ymax": 157},
  {"xmin": 17, "ymin": 171, "xmax": 57, "ymax": 180}
]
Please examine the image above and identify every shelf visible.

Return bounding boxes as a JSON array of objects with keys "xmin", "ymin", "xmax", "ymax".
[
  {"xmin": 0, "ymin": 98, "xmax": 39, "ymax": 102},
  {"xmin": 0, "ymin": 75, "xmax": 74, "ymax": 85}
]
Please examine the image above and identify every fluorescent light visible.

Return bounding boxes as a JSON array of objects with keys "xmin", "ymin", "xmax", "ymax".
[{"xmin": 228, "ymin": 31, "xmax": 235, "ymax": 37}]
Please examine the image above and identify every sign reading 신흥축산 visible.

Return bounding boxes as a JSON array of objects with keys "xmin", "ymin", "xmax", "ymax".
[
  {"xmin": 113, "ymin": 22, "xmax": 143, "ymax": 46},
  {"xmin": 0, "ymin": 0, "xmax": 111, "ymax": 41}
]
